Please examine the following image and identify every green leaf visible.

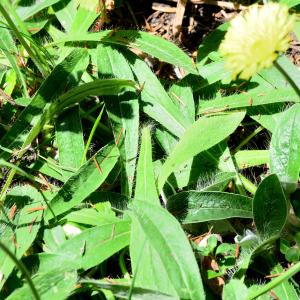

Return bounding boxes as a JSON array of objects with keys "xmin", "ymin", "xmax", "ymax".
[
  {"xmin": 197, "ymin": 22, "xmax": 228, "ymax": 66},
  {"xmin": 253, "ymin": 174, "xmax": 288, "ymax": 239},
  {"xmin": 17, "ymin": 0, "xmax": 61, "ymax": 20},
  {"xmin": 135, "ymin": 127, "xmax": 159, "ymax": 204},
  {"xmin": 130, "ymin": 216, "xmax": 179, "ymax": 297},
  {"xmin": 167, "ymin": 191, "xmax": 253, "ymax": 224},
  {"xmin": 234, "ymin": 150, "xmax": 269, "ymax": 169},
  {"xmin": 123, "ymin": 49, "xmax": 189, "ymax": 137},
  {"xmin": 63, "ymin": 206, "xmax": 119, "ymax": 226},
  {"xmin": 168, "ymin": 81, "xmax": 195, "ymax": 124},
  {"xmin": 69, "ymin": 1, "xmax": 99, "ymax": 34},
  {"xmin": 0, "ymin": 49, "xmax": 89, "ymax": 161},
  {"xmin": 222, "ymin": 279, "xmax": 248, "ymax": 300},
  {"xmin": 43, "ymin": 226, "xmax": 66, "ymax": 253},
  {"xmin": 280, "ymin": 0, "xmax": 300, "ymax": 7},
  {"xmin": 0, "ymin": 25, "xmax": 28, "ymax": 97},
  {"xmin": 81, "ymin": 280, "xmax": 180, "ymax": 300},
  {"xmin": 53, "ymin": 0, "xmax": 77, "ymax": 32},
  {"xmin": 0, "ymin": 185, "xmax": 43, "ymax": 288},
  {"xmin": 129, "ymin": 201, "xmax": 205, "ymax": 300},
  {"xmin": 103, "ymin": 30, "xmax": 197, "ymax": 74},
  {"xmin": 6, "ymin": 269, "xmax": 77, "ymax": 300},
  {"xmin": 197, "ymin": 60, "xmax": 230, "ymax": 90},
  {"xmin": 51, "ymin": 30, "xmax": 197, "ymax": 74},
  {"xmin": 37, "ymin": 220, "xmax": 130, "ymax": 272},
  {"xmin": 44, "ymin": 143, "xmax": 119, "ymax": 221},
  {"xmin": 131, "ymin": 127, "xmax": 174, "ymax": 296},
  {"xmin": 249, "ymin": 103, "xmax": 285, "ymax": 133},
  {"xmin": 97, "ymin": 44, "xmax": 139, "ymax": 197},
  {"xmin": 271, "ymin": 263, "xmax": 299, "ymax": 300},
  {"xmin": 55, "ymin": 105, "xmax": 85, "ymax": 181},
  {"xmin": 157, "ymin": 111, "xmax": 245, "ymax": 191},
  {"xmin": 270, "ymin": 104, "xmax": 300, "ymax": 194},
  {"xmin": 198, "ymin": 88, "xmax": 299, "ymax": 115}
]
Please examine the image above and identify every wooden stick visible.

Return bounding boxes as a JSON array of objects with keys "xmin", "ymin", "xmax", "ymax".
[
  {"xmin": 173, "ymin": 0, "xmax": 188, "ymax": 36},
  {"xmin": 156, "ymin": 0, "xmax": 248, "ymax": 11}
]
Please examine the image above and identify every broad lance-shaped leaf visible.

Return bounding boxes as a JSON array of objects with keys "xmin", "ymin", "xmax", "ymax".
[
  {"xmin": 6, "ymin": 269, "xmax": 77, "ymax": 300},
  {"xmin": 169, "ymin": 82, "xmax": 195, "ymax": 124},
  {"xmin": 97, "ymin": 44, "xmax": 139, "ymax": 197},
  {"xmin": 270, "ymin": 104, "xmax": 300, "ymax": 194},
  {"xmin": 55, "ymin": 105, "xmax": 85, "ymax": 181},
  {"xmin": 157, "ymin": 111, "xmax": 245, "ymax": 191},
  {"xmin": 0, "ymin": 185, "xmax": 43, "ymax": 289},
  {"xmin": 51, "ymin": 30, "xmax": 197, "ymax": 74},
  {"xmin": 130, "ymin": 201, "xmax": 205, "ymax": 300},
  {"xmin": 253, "ymin": 174, "xmax": 288, "ymax": 239},
  {"xmin": 36, "ymin": 220, "xmax": 130, "ymax": 272},
  {"xmin": 0, "ymin": 49, "xmax": 89, "ymax": 161},
  {"xmin": 44, "ymin": 143, "xmax": 119, "ymax": 221},
  {"xmin": 80, "ymin": 280, "xmax": 180, "ymax": 300},
  {"xmin": 130, "ymin": 128, "xmax": 174, "ymax": 296},
  {"xmin": 123, "ymin": 49, "xmax": 190, "ymax": 138},
  {"xmin": 135, "ymin": 127, "xmax": 159, "ymax": 204},
  {"xmin": 167, "ymin": 191, "xmax": 253, "ymax": 224}
]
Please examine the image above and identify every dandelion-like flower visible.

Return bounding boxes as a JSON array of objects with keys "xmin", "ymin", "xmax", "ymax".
[{"xmin": 219, "ymin": 3, "xmax": 295, "ymax": 80}]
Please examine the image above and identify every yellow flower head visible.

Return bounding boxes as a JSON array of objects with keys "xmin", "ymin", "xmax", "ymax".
[{"xmin": 219, "ymin": 3, "xmax": 295, "ymax": 80}]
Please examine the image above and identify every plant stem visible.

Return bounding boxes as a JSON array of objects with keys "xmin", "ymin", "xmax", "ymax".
[
  {"xmin": 0, "ymin": 241, "xmax": 40, "ymax": 300},
  {"xmin": 239, "ymin": 174, "xmax": 257, "ymax": 195},
  {"xmin": 0, "ymin": 168, "xmax": 16, "ymax": 202},
  {"xmin": 233, "ymin": 126, "xmax": 263, "ymax": 154},
  {"xmin": 119, "ymin": 248, "xmax": 130, "ymax": 278},
  {"xmin": 246, "ymin": 261, "xmax": 300, "ymax": 299},
  {"xmin": 81, "ymin": 104, "xmax": 105, "ymax": 165}
]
